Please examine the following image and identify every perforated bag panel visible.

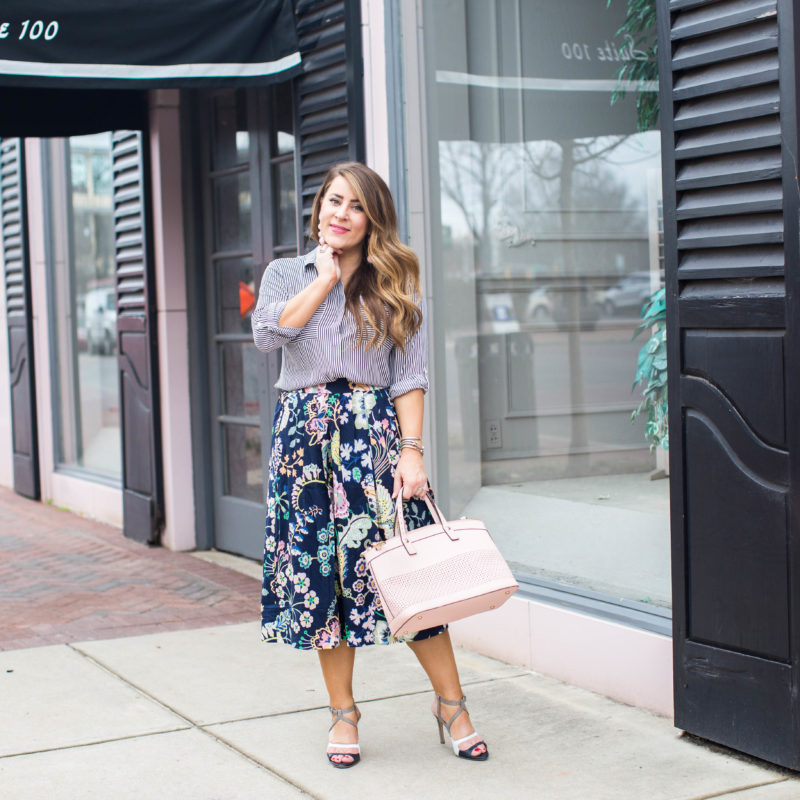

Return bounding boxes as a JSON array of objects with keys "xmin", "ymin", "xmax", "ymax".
[{"xmin": 377, "ymin": 548, "xmax": 512, "ymax": 615}]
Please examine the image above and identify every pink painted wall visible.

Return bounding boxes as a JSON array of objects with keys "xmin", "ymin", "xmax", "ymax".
[
  {"xmin": 450, "ymin": 596, "xmax": 674, "ymax": 718},
  {"xmin": 148, "ymin": 90, "xmax": 197, "ymax": 551}
]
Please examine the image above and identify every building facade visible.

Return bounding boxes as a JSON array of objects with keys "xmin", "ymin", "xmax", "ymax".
[{"xmin": 0, "ymin": 0, "xmax": 673, "ymax": 719}]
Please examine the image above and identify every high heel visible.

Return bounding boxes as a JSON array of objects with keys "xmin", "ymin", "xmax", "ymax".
[
  {"xmin": 327, "ymin": 704, "xmax": 361, "ymax": 768},
  {"xmin": 432, "ymin": 695, "xmax": 489, "ymax": 761}
]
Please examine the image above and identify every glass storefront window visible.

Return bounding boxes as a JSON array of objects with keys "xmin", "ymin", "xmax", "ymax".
[
  {"xmin": 411, "ymin": 0, "xmax": 669, "ymax": 608},
  {"xmin": 270, "ymin": 81, "xmax": 297, "ymax": 250},
  {"xmin": 49, "ymin": 132, "xmax": 121, "ymax": 480}
]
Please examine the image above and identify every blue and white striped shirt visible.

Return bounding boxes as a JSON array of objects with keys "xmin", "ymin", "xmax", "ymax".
[{"xmin": 252, "ymin": 248, "xmax": 428, "ymax": 399}]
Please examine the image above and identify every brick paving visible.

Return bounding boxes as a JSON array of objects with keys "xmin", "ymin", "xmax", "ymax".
[{"xmin": 0, "ymin": 487, "xmax": 260, "ymax": 651}]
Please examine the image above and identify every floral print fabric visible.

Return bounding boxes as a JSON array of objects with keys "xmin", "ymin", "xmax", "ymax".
[{"xmin": 261, "ymin": 378, "xmax": 444, "ymax": 649}]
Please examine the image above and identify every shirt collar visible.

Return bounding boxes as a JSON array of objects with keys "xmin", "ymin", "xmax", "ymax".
[{"xmin": 304, "ymin": 247, "xmax": 319, "ymax": 268}]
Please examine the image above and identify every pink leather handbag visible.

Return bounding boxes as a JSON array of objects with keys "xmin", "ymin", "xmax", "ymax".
[{"xmin": 363, "ymin": 492, "xmax": 519, "ymax": 636}]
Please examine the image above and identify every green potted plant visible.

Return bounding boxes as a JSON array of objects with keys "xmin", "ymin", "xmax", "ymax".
[
  {"xmin": 610, "ymin": 0, "xmax": 665, "ymax": 455},
  {"xmin": 632, "ymin": 288, "xmax": 668, "ymax": 452},
  {"xmin": 608, "ymin": 0, "xmax": 658, "ymax": 133}
]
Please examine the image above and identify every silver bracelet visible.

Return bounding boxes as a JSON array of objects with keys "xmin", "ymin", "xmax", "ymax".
[{"xmin": 400, "ymin": 441, "xmax": 424, "ymax": 455}]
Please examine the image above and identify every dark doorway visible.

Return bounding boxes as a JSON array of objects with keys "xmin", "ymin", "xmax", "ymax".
[{"xmin": 196, "ymin": 86, "xmax": 298, "ymax": 559}]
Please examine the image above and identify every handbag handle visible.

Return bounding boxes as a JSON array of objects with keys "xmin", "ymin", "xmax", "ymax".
[{"xmin": 393, "ymin": 491, "xmax": 460, "ymax": 556}]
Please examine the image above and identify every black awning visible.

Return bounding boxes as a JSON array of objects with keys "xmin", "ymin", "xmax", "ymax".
[
  {"xmin": 0, "ymin": 0, "xmax": 300, "ymax": 89},
  {"xmin": 0, "ymin": 88, "xmax": 149, "ymax": 137}
]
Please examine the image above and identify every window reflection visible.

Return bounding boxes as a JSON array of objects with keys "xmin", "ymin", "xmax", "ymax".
[
  {"xmin": 216, "ymin": 257, "xmax": 256, "ymax": 334},
  {"xmin": 51, "ymin": 132, "xmax": 121, "ymax": 479},
  {"xmin": 213, "ymin": 172, "xmax": 252, "ymax": 252},
  {"xmin": 271, "ymin": 81, "xmax": 297, "ymax": 248},
  {"xmin": 441, "ymin": 133, "xmax": 663, "ymax": 458},
  {"xmin": 223, "ymin": 424, "xmax": 263, "ymax": 503},
  {"xmin": 421, "ymin": 0, "xmax": 669, "ymax": 607},
  {"xmin": 211, "ymin": 92, "xmax": 250, "ymax": 170},
  {"xmin": 276, "ymin": 158, "xmax": 297, "ymax": 246}
]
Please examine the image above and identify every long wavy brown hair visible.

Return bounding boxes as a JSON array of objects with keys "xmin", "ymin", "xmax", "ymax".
[{"xmin": 309, "ymin": 162, "xmax": 422, "ymax": 352}]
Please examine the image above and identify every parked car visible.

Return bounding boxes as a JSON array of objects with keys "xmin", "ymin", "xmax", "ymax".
[
  {"xmin": 525, "ymin": 284, "xmax": 601, "ymax": 329},
  {"xmin": 84, "ymin": 287, "xmax": 117, "ymax": 355},
  {"xmin": 600, "ymin": 272, "xmax": 656, "ymax": 316}
]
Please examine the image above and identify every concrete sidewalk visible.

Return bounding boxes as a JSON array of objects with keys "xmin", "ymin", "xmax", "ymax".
[
  {"xmin": 2, "ymin": 622, "xmax": 800, "ymax": 799},
  {"xmin": 1, "ymin": 490, "xmax": 800, "ymax": 799}
]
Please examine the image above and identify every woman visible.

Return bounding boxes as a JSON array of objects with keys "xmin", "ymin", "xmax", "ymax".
[{"xmin": 252, "ymin": 162, "xmax": 488, "ymax": 768}]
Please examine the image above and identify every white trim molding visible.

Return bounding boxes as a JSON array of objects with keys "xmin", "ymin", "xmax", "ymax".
[{"xmin": 0, "ymin": 53, "xmax": 301, "ymax": 81}]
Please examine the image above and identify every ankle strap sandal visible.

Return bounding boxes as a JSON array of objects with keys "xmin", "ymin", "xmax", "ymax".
[
  {"xmin": 327, "ymin": 704, "xmax": 361, "ymax": 769},
  {"xmin": 432, "ymin": 695, "xmax": 489, "ymax": 761}
]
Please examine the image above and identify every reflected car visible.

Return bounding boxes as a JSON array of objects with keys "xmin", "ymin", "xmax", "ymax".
[
  {"xmin": 525, "ymin": 284, "xmax": 601, "ymax": 330},
  {"xmin": 601, "ymin": 272, "xmax": 656, "ymax": 316}
]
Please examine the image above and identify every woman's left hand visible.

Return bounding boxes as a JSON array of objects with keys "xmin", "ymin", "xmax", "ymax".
[{"xmin": 392, "ymin": 449, "xmax": 428, "ymax": 500}]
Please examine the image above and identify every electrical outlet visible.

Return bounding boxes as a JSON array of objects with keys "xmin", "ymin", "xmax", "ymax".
[{"xmin": 485, "ymin": 419, "xmax": 502, "ymax": 449}]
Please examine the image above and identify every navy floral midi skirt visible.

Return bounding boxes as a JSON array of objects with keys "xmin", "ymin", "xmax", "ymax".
[{"xmin": 260, "ymin": 378, "xmax": 445, "ymax": 649}]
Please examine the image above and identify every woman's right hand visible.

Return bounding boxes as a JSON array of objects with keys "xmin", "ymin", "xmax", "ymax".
[{"xmin": 317, "ymin": 226, "xmax": 341, "ymax": 287}]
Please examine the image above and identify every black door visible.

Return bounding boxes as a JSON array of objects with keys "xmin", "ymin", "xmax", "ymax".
[
  {"xmin": 198, "ymin": 86, "xmax": 297, "ymax": 559},
  {"xmin": 659, "ymin": 0, "xmax": 800, "ymax": 768}
]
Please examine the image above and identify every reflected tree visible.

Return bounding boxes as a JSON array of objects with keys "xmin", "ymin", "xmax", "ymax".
[
  {"xmin": 527, "ymin": 135, "xmax": 644, "ymax": 449},
  {"xmin": 439, "ymin": 132, "xmax": 657, "ymax": 456},
  {"xmin": 438, "ymin": 140, "xmax": 523, "ymax": 272}
]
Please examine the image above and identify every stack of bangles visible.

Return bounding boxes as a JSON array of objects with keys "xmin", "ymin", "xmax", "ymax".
[{"xmin": 399, "ymin": 436, "xmax": 424, "ymax": 455}]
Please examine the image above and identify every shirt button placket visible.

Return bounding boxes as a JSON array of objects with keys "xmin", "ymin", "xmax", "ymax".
[{"xmin": 335, "ymin": 283, "xmax": 346, "ymax": 377}]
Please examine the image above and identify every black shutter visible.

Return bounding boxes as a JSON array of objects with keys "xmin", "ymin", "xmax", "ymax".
[
  {"xmin": 292, "ymin": 0, "xmax": 365, "ymax": 241},
  {"xmin": 0, "ymin": 138, "xmax": 39, "ymax": 500},
  {"xmin": 659, "ymin": 0, "xmax": 800, "ymax": 767},
  {"xmin": 112, "ymin": 130, "xmax": 163, "ymax": 544}
]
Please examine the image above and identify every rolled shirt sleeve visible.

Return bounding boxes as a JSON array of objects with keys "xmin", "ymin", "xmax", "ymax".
[
  {"xmin": 388, "ymin": 297, "xmax": 429, "ymax": 399},
  {"xmin": 251, "ymin": 262, "xmax": 304, "ymax": 353}
]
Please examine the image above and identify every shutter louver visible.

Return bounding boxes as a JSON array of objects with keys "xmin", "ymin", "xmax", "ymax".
[
  {"xmin": 0, "ymin": 138, "xmax": 39, "ymax": 499},
  {"xmin": 671, "ymin": 0, "xmax": 782, "ymax": 281},
  {"xmin": 112, "ymin": 130, "xmax": 163, "ymax": 543},
  {"xmin": 293, "ymin": 0, "xmax": 365, "ymax": 240}
]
